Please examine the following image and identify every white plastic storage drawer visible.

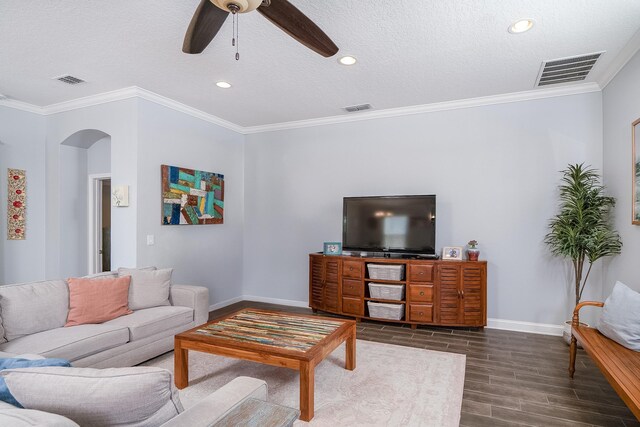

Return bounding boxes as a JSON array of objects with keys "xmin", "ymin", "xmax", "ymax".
[
  {"xmin": 367, "ymin": 301, "xmax": 405, "ymax": 320},
  {"xmin": 367, "ymin": 264, "xmax": 405, "ymax": 281},
  {"xmin": 368, "ymin": 283, "xmax": 405, "ymax": 301}
]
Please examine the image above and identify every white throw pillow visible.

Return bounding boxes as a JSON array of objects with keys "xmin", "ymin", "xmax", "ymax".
[
  {"xmin": 0, "ymin": 366, "xmax": 183, "ymax": 427},
  {"xmin": 597, "ymin": 281, "xmax": 640, "ymax": 351},
  {"xmin": 118, "ymin": 268, "xmax": 173, "ymax": 310}
]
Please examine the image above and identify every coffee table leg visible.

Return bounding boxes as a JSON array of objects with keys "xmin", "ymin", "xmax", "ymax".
[
  {"xmin": 174, "ymin": 339, "xmax": 189, "ymax": 389},
  {"xmin": 300, "ymin": 361, "xmax": 315, "ymax": 421},
  {"xmin": 346, "ymin": 325, "xmax": 356, "ymax": 371}
]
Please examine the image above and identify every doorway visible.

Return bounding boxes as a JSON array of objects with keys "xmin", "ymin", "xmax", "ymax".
[{"xmin": 89, "ymin": 174, "xmax": 111, "ymax": 273}]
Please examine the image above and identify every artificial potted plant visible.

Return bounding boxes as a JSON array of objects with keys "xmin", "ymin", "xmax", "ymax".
[{"xmin": 544, "ymin": 163, "xmax": 622, "ymax": 344}]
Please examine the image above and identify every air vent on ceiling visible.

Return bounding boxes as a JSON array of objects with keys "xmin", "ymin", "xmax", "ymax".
[
  {"xmin": 53, "ymin": 75, "xmax": 86, "ymax": 85},
  {"xmin": 344, "ymin": 103, "xmax": 372, "ymax": 113},
  {"xmin": 535, "ymin": 52, "xmax": 604, "ymax": 87}
]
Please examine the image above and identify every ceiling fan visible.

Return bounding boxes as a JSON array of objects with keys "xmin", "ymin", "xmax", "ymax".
[{"xmin": 182, "ymin": 0, "xmax": 339, "ymax": 58}]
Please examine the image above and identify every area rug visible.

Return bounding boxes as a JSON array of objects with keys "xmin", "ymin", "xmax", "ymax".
[{"xmin": 143, "ymin": 340, "xmax": 465, "ymax": 426}]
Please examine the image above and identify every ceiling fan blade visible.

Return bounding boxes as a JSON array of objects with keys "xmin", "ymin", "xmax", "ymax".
[
  {"xmin": 183, "ymin": 0, "xmax": 229, "ymax": 54},
  {"xmin": 258, "ymin": 0, "xmax": 338, "ymax": 57}
]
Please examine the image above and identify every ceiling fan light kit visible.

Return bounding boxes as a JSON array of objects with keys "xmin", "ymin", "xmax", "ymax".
[{"xmin": 211, "ymin": 0, "xmax": 263, "ymax": 13}]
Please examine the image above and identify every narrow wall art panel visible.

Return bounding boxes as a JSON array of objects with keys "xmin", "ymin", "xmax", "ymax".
[
  {"xmin": 7, "ymin": 168, "xmax": 26, "ymax": 240},
  {"xmin": 161, "ymin": 165, "xmax": 224, "ymax": 225}
]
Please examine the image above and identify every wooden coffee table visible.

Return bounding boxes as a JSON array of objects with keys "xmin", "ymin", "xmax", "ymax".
[{"xmin": 174, "ymin": 308, "xmax": 356, "ymax": 421}]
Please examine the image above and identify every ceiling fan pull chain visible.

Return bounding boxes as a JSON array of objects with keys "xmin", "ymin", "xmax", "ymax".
[
  {"xmin": 236, "ymin": 14, "xmax": 240, "ymax": 60},
  {"xmin": 232, "ymin": 12, "xmax": 236, "ymax": 47}
]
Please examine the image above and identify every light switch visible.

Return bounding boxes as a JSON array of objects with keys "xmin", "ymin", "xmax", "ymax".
[{"xmin": 146, "ymin": 235, "xmax": 155, "ymax": 246}]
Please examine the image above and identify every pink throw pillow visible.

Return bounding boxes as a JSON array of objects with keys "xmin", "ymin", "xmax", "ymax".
[{"xmin": 65, "ymin": 276, "xmax": 133, "ymax": 327}]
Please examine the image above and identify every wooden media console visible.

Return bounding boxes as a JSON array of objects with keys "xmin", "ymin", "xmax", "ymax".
[{"xmin": 309, "ymin": 253, "xmax": 487, "ymax": 328}]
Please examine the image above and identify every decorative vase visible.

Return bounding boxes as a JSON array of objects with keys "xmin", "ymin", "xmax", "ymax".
[{"xmin": 467, "ymin": 248, "xmax": 480, "ymax": 261}]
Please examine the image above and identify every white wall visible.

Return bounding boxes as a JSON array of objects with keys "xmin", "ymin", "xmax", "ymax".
[
  {"xmin": 0, "ymin": 106, "xmax": 47, "ymax": 284},
  {"xmin": 603, "ymin": 49, "xmax": 640, "ymax": 295},
  {"xmin": 136, "ymin": 99, "xmax": 245, "ymax": 306},
  {"xmin": 244, "ymin": 92, "xmax": 604, "ymax": 325},
  {"xmin": 87, "ymin": 137, "xmax": 111, "ymax": 174},
  {"xmin": 46, "ymin": 99, "xmax": 138, "ymax": 277}
]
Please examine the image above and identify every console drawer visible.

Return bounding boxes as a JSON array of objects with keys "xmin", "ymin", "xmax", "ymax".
[
  {"xmin": 409, "ymin": 304, "xmax": 433, "ymax": 322},
  {"xmin": 409, "ymin": 285, "xmax": 433, "ymax": 303},
  {"xmin": 343, "ymin": 260, "xmax": 363, "ymax": 279},
  {"xmin": 342, "ymin": 297, "xmax": 364, "ymax": 316},
  {"xmin": 409, "ymin": 264, "xmax": 434, "ymax": 282},
  {"xmin": 342, "ymin": 279, "xmax": 364, "ymax": 298}
]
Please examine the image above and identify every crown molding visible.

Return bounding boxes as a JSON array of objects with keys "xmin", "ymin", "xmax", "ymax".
[
  {"xmin": 242, "ymin": 82, "xmax": 602, "ymax": 134},
  {"xmin": 599, "ymin": 28, "xmax": 640, "ymax": 89},
  {"xmin": 134, "ymin": 87, "xmax": 244, "ymax": 134},
  {"xmin": 0, "ymin": 99, "xmax": 45, "ymax": 115},
  {"xmin": 1, "ymin": 82, "xmax": 601, "ymax": 135},
  {"xmin": 43, "ymin": 87, "xmax": 139, "ymax": 115}
]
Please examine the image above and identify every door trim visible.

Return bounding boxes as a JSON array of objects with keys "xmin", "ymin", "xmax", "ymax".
[{"xmin": 88, "ymin": 173, "xmax": 111, "ymax": 274}]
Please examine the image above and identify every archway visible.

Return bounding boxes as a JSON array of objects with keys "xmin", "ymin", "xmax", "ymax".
[{"xmin": 59, "ymin": 129, "xmax": 112, "ymax": 277}]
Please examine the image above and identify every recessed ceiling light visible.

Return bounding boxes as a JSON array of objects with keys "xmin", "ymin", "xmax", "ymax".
[
  {"xmin": 508, "ymin": 19, "xmax": 534, "ymax": 34},
  {"xmin": 338, "ymin": 55, "xmax": 357, "ymax": 66},
  {"xmin": 216, "ymin": 81, "xmax": 232, "ymax": 89}
]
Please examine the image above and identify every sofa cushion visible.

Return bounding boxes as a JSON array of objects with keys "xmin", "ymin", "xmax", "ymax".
[
  {"xmin": 65, "ymin": 276, "xmax": 132, "ymax": 326},
  {"xmin": 0, "ymin": 358, "xmax": 71, "ymax": 407},
  {"xmin": 118, "ymin": 268, "xmax": 172, "ymax": 310},
  {"xmin": 104, "ymin": 306, "xmax": 193, "ymax": 341},
  {"xmin": 0, "ymin": 280, "xmax": 69, "ymax": 341},
  {"xmin": 1, "ymin": 366, "xmax": 183, "ymax": 427},
  {"xmin": 0, "ymin": 324, "xmax": 129, "ymax": 362},
  {"xmin": 0, "ymin": 408, "xmax": 80, "ymax": 426}
]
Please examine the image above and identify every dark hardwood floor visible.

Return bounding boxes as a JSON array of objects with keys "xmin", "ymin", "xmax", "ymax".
[{"xmin": 209, "ymin": 301, "xmax": 639, "ymax": 427}]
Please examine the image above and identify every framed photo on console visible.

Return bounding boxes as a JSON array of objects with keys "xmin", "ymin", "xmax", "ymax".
[
  {"xmin": 323, "ymin": 242, "xmax": 342, "ymax": 255},
  {"xmin": 442, "ymin": 246, "xmax": 463, "ymax": 260}
]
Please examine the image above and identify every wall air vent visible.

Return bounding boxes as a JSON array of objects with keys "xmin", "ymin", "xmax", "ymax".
[
  {"xmin": 53, "ymin": 75, "xmax": 86, "ymax": 85},
  {"xmin": 535, "ymin": 52, "xmax": 604, "ymax": 87},
  {"xmin": 344, "ymin": 103, "xmax": 372, "ymax": 113}
]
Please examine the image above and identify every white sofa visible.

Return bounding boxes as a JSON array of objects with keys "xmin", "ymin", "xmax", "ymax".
[{"xmin": 0, "ymin": 272, "xmax": 209, "ymax": 367}]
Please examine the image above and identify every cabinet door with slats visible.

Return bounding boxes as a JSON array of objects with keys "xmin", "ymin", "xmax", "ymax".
[
  {"xmin": 323, "ymin": 258, "xmax": 341, "ymax": 311},
  {"xmin": 461, "ymin": 264, "xmax": 485, "ymax": 326},
  {"xmin": 438, "ymin": 264, "xmax": 461, "ymax": 324},
  {"xmin": 309, "ymin": 256, "xmax": 325, "ymax": 310}
]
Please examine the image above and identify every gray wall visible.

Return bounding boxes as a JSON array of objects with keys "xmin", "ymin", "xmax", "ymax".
[
  {"xmin": 244, "ymin": 92, "xmax": 604, "ymax": 325},
  {"xmin": 87, "ymin": 137, "xmax": 111, "ymax": 174},
  {"xmin": 46, "ymin": 99, "xmax": 139, "ymax": 277},
  {"xmin": 0, "ymin": 106, "xmax": 46, "ymax": 284},
  {"xmin": 603, "ymin": 49, "xmax": 640, "ymax": 295},
  {"xmin": 136, "ymin": 99, "xmax": 245, "ymax": 306}
]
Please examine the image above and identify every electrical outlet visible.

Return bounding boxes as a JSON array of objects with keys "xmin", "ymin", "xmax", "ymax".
[{"xmin": 146, "ymin": 235, "xmax": 155, "ymax": 246}]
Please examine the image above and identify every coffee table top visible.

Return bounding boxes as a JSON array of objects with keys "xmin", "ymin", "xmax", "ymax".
[{"xmin": 177, "ymin": 308, "xmax": 355, "ymax": 359}]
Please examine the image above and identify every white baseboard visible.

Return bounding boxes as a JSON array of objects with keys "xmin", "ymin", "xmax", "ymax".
[
  {"xmin": 209, "ymin": 296, "xmax": 564, "ymax": 336},
  {"xmin": 208, "ymin": 296, "xmax": 244, "ymax": 312},
  {"xmin": 241, "ymin": 295, "xmax": 310, "ymax": 308},
  {"xmin": 487, "ymin": 318, "xmax": 563, "ymax": 336}
]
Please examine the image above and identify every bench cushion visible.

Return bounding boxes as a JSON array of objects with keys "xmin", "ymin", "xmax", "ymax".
[
  {"xmin": 0, "ymin": 280, "xmax": 69, "ymax": 341},
  {"xmin": 598, "ymin": 281, "xmax": 640, "ymax": 351},
  {"xmin": 0, "ymin": 324, "xmax": 129, "ymax": 362},
  {"xmin": 104, "ymin": 306, "xmax": 193, "ymax": 341}
]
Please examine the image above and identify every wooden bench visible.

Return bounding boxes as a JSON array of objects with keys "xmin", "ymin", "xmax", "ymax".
[{"xmin": 569, "ymin": 301, "xmax": 640, "ymax": 420}]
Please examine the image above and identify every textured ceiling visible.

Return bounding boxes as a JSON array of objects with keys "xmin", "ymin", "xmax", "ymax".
[{"xmin": 1, "ymin": 0, "xmax": 640, "ymax": 127}]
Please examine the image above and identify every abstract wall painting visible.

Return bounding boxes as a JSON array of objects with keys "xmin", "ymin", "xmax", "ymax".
[
  {"xmin": 633, "ymin": 118, "xmax": 640, "ymax": 225},
  {"xmin": 161, "ymin": 165, "xmax": 224, "ymax": 225},
  {"xmin": 7, "ymin": 168, "xmax": 26, "ymax": 240}
]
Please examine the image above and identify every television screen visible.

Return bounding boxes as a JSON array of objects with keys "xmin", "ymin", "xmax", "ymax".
[{"xmin": 342, "ymin": 195, "xmax": 436, "ymax": 254}]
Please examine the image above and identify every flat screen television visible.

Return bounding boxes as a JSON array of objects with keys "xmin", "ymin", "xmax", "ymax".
[{"xmin": 342, "ymin": 195, "xmax": 436, "ymax": 255}]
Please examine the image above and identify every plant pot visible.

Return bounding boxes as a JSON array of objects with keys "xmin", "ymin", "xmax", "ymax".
[
  {"xmin": 563, "ymin": 320, "xmax": 588, "ymax": 347},
  {"xmin": 467, "ymin": 248, "xmax": 480, "ymax": 261}
]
